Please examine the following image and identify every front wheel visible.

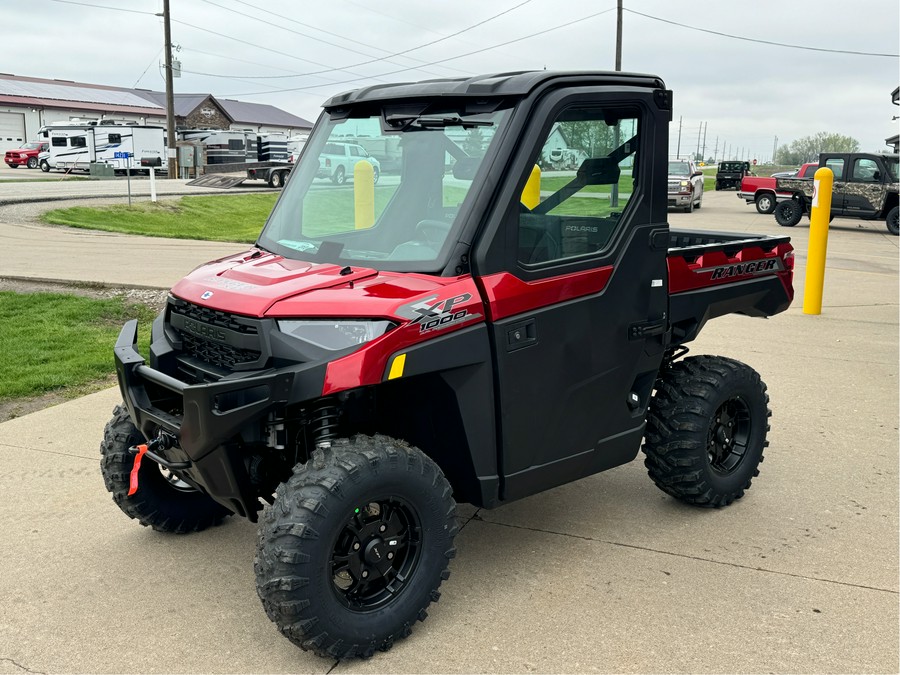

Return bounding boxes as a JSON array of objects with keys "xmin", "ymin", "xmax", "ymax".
[
  {"xmin": 642, "ymin": 356, "xmax": 771, "ymax": 508},
  {"xmin": 40, "ymin": 160, "xmax": 50, "ymax": 172},
  {"xmin": 755, "ymin": 193, "xmax": 776, "ymax": 214},
  {"xmin": 26, "ymin": 157, "xmax": 38, "ymax": 169},
  {"xmin": 332, "ymin": 165, "xmax": 346, "ymax": 185},
  {"xmin": 255, "ymin": 435, "xmax": 458, "ymax": 659},
  {"xmin": 774, "ymin": 199, "xmax": 802, "ymax": 227},
  {"xmin": 100, "ymin": 405, "xmax": 231, "ymax": 533},
  {"xmin": 887, "ymin": 206, "xmax": 899, "ymax": 236}
]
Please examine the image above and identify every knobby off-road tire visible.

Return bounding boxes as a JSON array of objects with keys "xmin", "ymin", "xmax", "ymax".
[
  {"xmin": 642, "ymin": 356, "xmax": 771, "ymax": 508},
  {"xmin": 887, "ymin": 206, "xmax": 899, "ymax": 236},
  {"xmin": 255, "ymin": 435, "xmax": 458, "ymax": 659},
  {"xmin": 774, "ymin": 199, "xmax": 802, "ymax": 227},
  {"xmin": 100, "ymin": 405, "xmax": 231, "ymax": 533}
]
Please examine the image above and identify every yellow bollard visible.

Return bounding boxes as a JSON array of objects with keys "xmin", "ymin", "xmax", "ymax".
[
  {"xmin": 521, "ymin": 164, "xmax": 541, "ymax": 209},
  {"xmin": 802, "ymin": 167, "xmax": 834, "ymax": 315},
  {"xmin": 354, "ymin": 161, "xmax": 375, "ymax": 229}
]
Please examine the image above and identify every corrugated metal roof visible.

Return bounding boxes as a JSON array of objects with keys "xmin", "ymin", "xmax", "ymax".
[
  {"xmin": 131, "ymin": 91, "xmax": 223, "ymax": 118},
  {"xmin": 218, "ymin": 98, "xmax": 312, "ymax": 128},
  {"xmin": 0, "ymin": 77, "xmax": 163, "ymax": 109},
  {"xmin": 0, "ymin": 74, "xmax": 313, "ymax": 129},
  {"xmin": 0, "ymin": 95, "xmax": 164, "ymax": 115}
]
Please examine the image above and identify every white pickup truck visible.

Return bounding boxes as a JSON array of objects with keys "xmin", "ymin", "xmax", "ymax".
[{"xmin": 316, "ymin": 141, "xmax": 381, "ymax": 185}]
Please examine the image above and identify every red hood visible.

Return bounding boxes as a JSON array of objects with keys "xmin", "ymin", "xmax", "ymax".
[{"xmin": 171, "ymin": 249, "xmax": 458, "ymax": 319}]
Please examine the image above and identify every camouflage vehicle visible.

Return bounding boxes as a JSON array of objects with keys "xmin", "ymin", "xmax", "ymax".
[{"xmin": 773, "ymin": 153, "xmax": 899, "ymax": 235}]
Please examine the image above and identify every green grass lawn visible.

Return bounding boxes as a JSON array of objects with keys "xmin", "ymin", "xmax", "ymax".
[
  {"xmin": 42, "ymin": 194, "xmax": 279, "ymax": 243},
  {"xmin": 0, "ymin": 292, "xmax": 156, "ymax": 401}
]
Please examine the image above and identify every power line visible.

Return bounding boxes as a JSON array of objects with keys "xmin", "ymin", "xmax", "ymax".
[
  {"xmin": 624, "ymin": 9, "xmax": 899, "ymax": 58},
  {"xmin": 45, "ymin": 0, "xmax": 154, "ymax": 15},
  {"xmin": 219, "ymin": 7, "xmax": 616, "ymax": 96},
  {"xmin": 170, "ymin": 18, "xmax": 385, "ymax": 86},
  {"xmin": 188, "ymin": 0, "xmax": 536, "ymax": 81},
  {"xmin": 212, "ymin": 0, "xmax": 469, "ymax": 77}
]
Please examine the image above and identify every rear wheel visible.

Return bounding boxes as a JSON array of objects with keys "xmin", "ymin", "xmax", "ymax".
[
  {"xmin": 774, "ymin": 199, "xmax": 802, "ymax": 227},
  {"xmin": 26, "ymin": 157, "xmax": 38, "ymax": 169},
  {"xmin": 755, "ymin": 193, "xmax": 776, "ymax": 214},
  {"xmin": 887, "ymin": 206, "xmax": 899, "ymax": 235},
  {"xmin": 100, "ymin": 405, "xmax": 231, "ymax": 533},
  {"xmin": 269, "ymin": 170, "xmax": 284, "ymax": 188},
  {"xmin": 332, "ymin": 166, "xmax": 346, "ymax": 185},
  {"xmin": 255, "ymin": 435, "xmax": 458, "ymax": 659},
  {"xmin": 643, "ymin": 356, "xmax": 770, "ymax": 508}
]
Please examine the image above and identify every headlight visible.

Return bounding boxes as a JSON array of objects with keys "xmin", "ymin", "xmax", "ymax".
[
  {"xmin": 680, "ymin": 180, "xmax": 689, "ymax": 188},
  {"xmin": 277, "ymin": 319, "xmax": 395, "ymax": 351}
]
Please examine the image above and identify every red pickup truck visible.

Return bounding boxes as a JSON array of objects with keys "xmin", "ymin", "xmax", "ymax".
[
  {"xmin": 4, "ymin": 140, "xmax": 49, "ymax": 169},
  {"xmin": 738, "ymin": 163, "xmax": 817, "ymax": 214}
]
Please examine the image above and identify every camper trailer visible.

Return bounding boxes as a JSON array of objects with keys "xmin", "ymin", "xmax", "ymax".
[
  {"xmin": 179, "ymin": 129, "xmax": 252, "ymax": 165},
  {"xmin": 179, "ymin": 129, "xmax": 289, "ymax": 166},
  {"xmin": 39, "ymin": 122, "xmax": 165, "ymax": 173}
]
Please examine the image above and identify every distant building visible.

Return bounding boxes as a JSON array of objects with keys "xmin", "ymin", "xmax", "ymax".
[{"xmin": 0, "ymin": 73, "xmax": 313, "ymax": 153}]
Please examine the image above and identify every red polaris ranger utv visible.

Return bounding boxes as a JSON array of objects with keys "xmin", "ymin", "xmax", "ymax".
[{"xmin": 102, "ymin": 71, "xmax": 794, "ymax": 659}]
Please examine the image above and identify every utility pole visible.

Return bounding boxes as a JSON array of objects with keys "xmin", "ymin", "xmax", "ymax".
[
  {"xmin": 701, "ymin": 122, "xmax": 708, "ymax": 162},
  {"xmin": 615, "ymin": 0, "xmax": 623, "ymax": 71},
  {"xmin": 772, "ymin": 135, "xmax": 778, "ymax": 164},
  {"xmin": 695, "ymin": 122, "xmax": 702, "ymax": 160},
  {"xmin": 162, "ymin": 0, "xmax": 177, "ymax": 179},
  {"xmin": 611, "ymin": 0, "xmax": 622, "ymax": 207},
  {"xmin": 713, "ymin": 136, "xmax": 719, "ymax": 163},
  {"xmin": 676, "ymin": 116, "xmax": 682, "ymax": 158}
]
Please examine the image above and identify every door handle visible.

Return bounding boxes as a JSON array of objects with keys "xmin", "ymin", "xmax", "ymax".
[{"xmin": 506, "ymin": 319, "xmax": 537, "ymax": 352}]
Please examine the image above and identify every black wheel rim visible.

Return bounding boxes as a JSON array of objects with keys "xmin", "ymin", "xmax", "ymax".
[
  {"xmin": 707, "ymin": 397, "xmax": 752, "ymax": 475},
  {"xmin": 330, "ymin": 497, "xmax": 422, "ymax": 612}
]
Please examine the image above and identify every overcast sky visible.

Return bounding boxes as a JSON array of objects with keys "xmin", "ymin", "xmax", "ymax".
[{"xmin": 4, "ymin": 0, "xmax": 899, "ymax": 162}]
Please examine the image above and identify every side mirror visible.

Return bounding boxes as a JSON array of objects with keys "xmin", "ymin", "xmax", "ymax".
[{"xmin": 692, "ymin": 171, "xmax": 703, "ymax": 178}]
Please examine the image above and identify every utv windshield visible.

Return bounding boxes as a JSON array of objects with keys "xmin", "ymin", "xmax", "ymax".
[
  {"xmin": 257, "ymin": 106, "xmax": 510, "ymax": 272},
  {"xmin": 720, "ymin": 162, "xmax": 744, "ymax": 172}
]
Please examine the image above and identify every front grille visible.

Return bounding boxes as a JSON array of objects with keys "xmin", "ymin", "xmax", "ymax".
[
  {"xmin": 173, "ymin": 302, "xmax": 259, "ymax": 335},
  {"xmin": 168, "ymin": 300, "xmax": 262, "ymax": 369},
  {"xmin": 180, "ymin": 333, "xmax": 260, "ymax": 368}
]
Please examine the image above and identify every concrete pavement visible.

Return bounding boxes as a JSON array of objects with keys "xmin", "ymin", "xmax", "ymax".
[{"xmin": 0, "ymin": 191, "xmax": 897, "ymax": 673}]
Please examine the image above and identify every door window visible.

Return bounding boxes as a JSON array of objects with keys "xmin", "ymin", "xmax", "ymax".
[
  {"xmin": 518, "ymin": 108, "xmax": 639, "ymax": 265},
  {"xmin": 851, "ymin": 158, "xmax": 880, "ymax": 182},
  {"xmin": 823, "ymin": 157, "xmax": 844, "ymax": 180}
]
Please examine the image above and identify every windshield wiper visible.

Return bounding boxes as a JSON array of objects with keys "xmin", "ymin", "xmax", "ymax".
[
  {"xmin": 412, "ymin": 116, "xmax": 493, "ymax": 129},
  {"xmin": 385, "ymin": 113, "xmax": 493, "ymax": 131}
]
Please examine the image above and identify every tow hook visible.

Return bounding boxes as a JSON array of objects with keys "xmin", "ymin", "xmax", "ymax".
[{"xmin": 127, "ymin": 432, "xmax": 178, "ymax": 496}]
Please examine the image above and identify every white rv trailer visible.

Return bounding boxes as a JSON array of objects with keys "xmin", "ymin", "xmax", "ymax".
[
  {"xmin": 178, "ymin": 129, "xmax": 289, "ymax": 165},
  {"xmin": 39, "ymin": 122, "xmax": 165, "ymax": 173},
  {"xmin": 179, "ymin": 129, "xmax": 250, "ymax": 165}
]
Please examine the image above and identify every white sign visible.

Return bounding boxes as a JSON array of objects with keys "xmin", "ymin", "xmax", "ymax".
[{"xmin": 812, "ymin": 179, "xmax": 820, "ymax": 208}]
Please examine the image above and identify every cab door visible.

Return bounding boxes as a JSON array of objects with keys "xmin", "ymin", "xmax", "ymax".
[
  {"xmin": 822, "ymin": 155, "xmax": 849, "ymax": 215},
  {"xmin": 472, "ymin": 91, "xmax": 671, "ymax": 502},
  {"xmin": 844, "ymin": 156, "xmax": 886, "ymax": 216}
]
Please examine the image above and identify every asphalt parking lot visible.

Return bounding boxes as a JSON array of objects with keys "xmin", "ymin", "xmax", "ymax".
[{"xmin": 0, "ymin": 187, "xmax": 897, "ymax": 674}]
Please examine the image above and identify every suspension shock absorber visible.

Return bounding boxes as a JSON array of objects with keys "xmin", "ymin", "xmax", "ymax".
[{"xmin": 310, "ymin": 398, "xmax": 340, "ymax": 452}]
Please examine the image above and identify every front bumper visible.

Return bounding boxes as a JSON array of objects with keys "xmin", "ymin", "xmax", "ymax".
[
  {"xmin": 668, "ymin": 192, "xmax": 692, "ymax": 206},
  {"xmin": 114, "ymin": 319, "xmax": 327, "ymax": 517}
]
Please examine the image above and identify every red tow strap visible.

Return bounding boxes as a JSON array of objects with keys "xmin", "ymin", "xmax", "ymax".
[{"xmin": 128, "ymin": 444, "xmax": 149, "ymax": 496}]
